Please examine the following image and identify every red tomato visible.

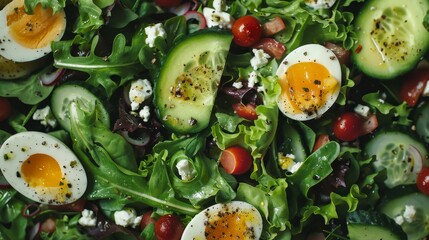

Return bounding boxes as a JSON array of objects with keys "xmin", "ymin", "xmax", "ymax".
[
  {"xmin": 232, "ymin": 16, "xmax": 262, "ymax": 47},
  {"xmin": 232, "ymin": 103, "xmax": 258, "ymax": 120},
  {"xmin": 417, "ymin": 167, "xmax": 429, "ymax": 195},
  {"xmin": 312, "ymin": 134, "xmax": 330, "ymax": 152},
  {"xmin": 262, "ymin": 16, "xmax": 286, "ymax": 36},
  {"xmin": 0, "ymin": 97, "xmax": 11, "ymax": 122},
  {"xmin": 155, "ymin": 214, "xmax": 184, "ymax": 240},
  {"xmin": 140, "ymin": 211, "xmax": 155, "ymax": 230},
  {"xmin": 252, "ymin": 38, "xmax": 286, "ymax": 60},
  {"xmin": 324, "ymin": 42, "xmax": 350, "ymax": 66},
  {"xmin": 155, "ymin": 0, "xmax": 182, "ymax": 8},
  {"xmin": 360, "ymin": 114, "xmax": 378, "ymax": 135},
  {"xmin": 399, "ymin": 68, "xmax": 429, "ymax": 107},
  {"xmin": 219, "ymin": 146, "xmax": 253, "ymax": 175},
  {"xmin": 333, "ymin": 112, "xmax": 363, "ymax": 142}
]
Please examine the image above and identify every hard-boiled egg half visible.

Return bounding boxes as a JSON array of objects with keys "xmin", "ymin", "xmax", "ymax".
[
  {"xmin": 0, "ymin": 0, "xmax": 66, "ymax": 63},
  {"xmin": 0, "ymin": 132, "xmax": 87, "ymax": 205},
  {"xmin": 276, "ymin": 44, "xmax": 342, "ymax": 121},
  {"xmin": 181, "ymin": 201, "xmax": 263, "ymax": 240}
]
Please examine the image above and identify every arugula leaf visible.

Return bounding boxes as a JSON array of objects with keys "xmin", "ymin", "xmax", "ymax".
[
  {"xmin": 53, "ymin": 32, "xmax": 143, "ymax": 97},
  {"xmin": 69, "ymin": 100, "xmax": 199, "ymax": 215}
]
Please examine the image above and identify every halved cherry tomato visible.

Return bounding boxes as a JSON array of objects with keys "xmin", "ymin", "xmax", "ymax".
[
  {"xmin": 0, "ymin": 97, "xmax": 11, "ymax": 122},
  {"xmin": 252, "ymin": 38, "xmax": 286, "ymax": 60},
  {"xmin": 231, "ymin": 16, "xmax": 262, "ymax": 47},
  {"xmin": 262, "ymin": 16, "xmax": 286, "ymax": 36},
  {"xmin": 399, "ymin": 68, "xmax": 429, "ymax": 107},
  {"xmin": 219, "ymin": 146, "xmax": 253, "ymax": 175},
  {"xmin": 155, "ymin": 0, "xmax": 182, "ymax": 8},
  {"xmin": 155, "ymin": 214, "xmax": 184, "ymax": 240},
  {"xmin": 417, "ymin": 167, "xmax": 429, "ymax": 195},
  {"xmin": 232, "ymin": 102, "xmax": 258, "ymax": 120},
  {"xmin": 312, "ymin": 134, "xmax": 330, "ymax": 152},
  {"xmin": 333, "ymin": 112, "xmax": 378, "ymax": 142},
  {"xmin": 140, "ymin": 210, "xmax": 155, "ymax": 230}
]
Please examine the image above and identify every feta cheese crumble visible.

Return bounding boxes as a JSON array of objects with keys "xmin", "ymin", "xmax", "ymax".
[
  {"xmin": 232, "ymin": 81, "xmax": 243, "ymax": 89},
  {"xmin": 129, "ymin": 79, "xmax": 153, "ymax": 111},
  {"xmin": 32, "ymin": 106, "xmax": 57, "ymax": 128},
  {"xmin": 304, "ymin": 0, "xmax": 336, "ymax": 10},
  {"xmin": 176, "ymin": 159, "xmax": 195, "ymax": 181},
  {"xmin": 78, "ymin": 209, "xmax": 97, "ymax": 227},
  {"xmin": 144, "ymin": 23, "xmax": 167, "ymax": 48},
  {"xmin": 114, "ymin": 208, "xmax": 141, "ymax": 228},
  {"xmin": 250, "ymin": 49, "xmax": 270, "ymax": 70},
  {"xmin": 354, "ymin": 104, "xmax": 370, "ymax": 117},
  {"xmin": 248, "ymin": 71, "xmax": 258, "ymax": 88},
  {"xmin": 139, "ymin": 106, "xmax": 151, "ymax": 122},
  {"xmin": 203, "ymin": 7, "xmax": 232, "ymax": 29},
  {"xmin": 403, "ymin": 205, "xmax": 416, "ymax": 223}
]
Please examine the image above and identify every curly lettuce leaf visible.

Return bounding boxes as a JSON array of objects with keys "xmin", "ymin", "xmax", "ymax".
[{"xmin": 24, "ymin": 0, "xmax": 66, "ymax": 13}]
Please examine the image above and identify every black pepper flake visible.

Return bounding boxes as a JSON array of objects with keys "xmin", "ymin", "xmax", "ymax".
[
  {"xmin": 314, "ymin": 80, "xmax": 321, "ymax": 85},
  {"xmin": 303, "ymin": 87, "xmax": 309, "ymax": 92}
]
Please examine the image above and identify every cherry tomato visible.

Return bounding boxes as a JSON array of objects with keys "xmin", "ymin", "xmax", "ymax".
[
  {"xmin": 417, "ymin": 167, "xmax": 429, "ymax": 195},
  {"xmin": 252, "ymin": 38, "xmax": 286, "ymax": 60},
  {"xmin": 332, "ymin": 112, "xmax": 363, "ymax": 142},
  {"xmin": 154, "ymin": 214, "xmax": 184, "ymax": 240},
  {"xmin": 140, "ymin": 210, "xmax": 155, "ymax": 230},
  {"xmin": 312, "ymin": 134, "xmax": 330, "ymax": 152},
  {"xmin": 0, "ymin": 97, "xmax": 11, "ymax": 122},
  {"xmin": 399, "ymin": 68, "xmax": 429, "ymax": 107},
  {"xmin": 232, "ymin": 103, "xmax": 258, "ymax": 120},
  {"xmin": 219, "ymin": 146, "xmax": 253, "ymax": 175},
  {"xmin": 232, "ymin": 16, "xmax": 262, "ymax": 47},
  {"xmin": 155, "ymin": 0, "xmax": 182, "ymax": 8},
  {"xmin": 325, "ymin": 42, "xmax": 350, "ymax": 66}
]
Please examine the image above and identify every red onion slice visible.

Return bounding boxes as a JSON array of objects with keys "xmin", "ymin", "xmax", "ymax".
[
  {"xmin": 185, "ymin": 11, "xmax": 207, "ymax": 30},
  {"xmin": 120, "ymin": 130, "xmax": 151, "ymax": 147},
  {"xmin": 190, "ymin": 0, "xmax": 199, "ymax": 11},
  {"xmin": 22, "ymin": 203, "xmax": 41, "ymax": 218},
  {"xmin": 169, "ymin": 1, "xmax": 191, "ymax": 16},
  {"xmin": 27, "ymin": 222, "xmax": 41, "ymax": 240},
  {"xmin": 0, "ymin": 172, "xmax": 11, "ymax": 189},
  {"xmin": 39, "ymin": 68, "xmax": 65, "ymax": 86}
]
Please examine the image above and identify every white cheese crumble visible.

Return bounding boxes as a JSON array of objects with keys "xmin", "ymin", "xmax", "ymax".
[
  {"xmin": 248, "ymin": 71, "xmax": 258, "ymax": 88},
  {"xmin": 354, "ymin": 104, "xmax": 370, "ymax": 117},
  {"xmin": 32, "ymin": 106, "xmax": 57, "ymax": 128},
  {"xmin": 250, "ymin": 49, "xmax": 270, "ymax": 70},
  {"xmin": 403, "ymin": 205, "xmax": 416, "ymax": 223},
  {"xmin": 232, "ymin": 81, "xmax": 243, "ymax": 89},
  {"xmin": 212, "ymin": 0, "xmax": 224, "ymax": 12},
  {"xmin": 203, "ymin": 8, "xmax": 233, "ymax": 29},
  {"xmin": 114, "ymin": 208, "xmax": 141, "ymax": 228},
  {"xmin": 176, "ymin": 159, "xmax": 194, "ymax": 181},
  {"xmin": 394, "ymin": 215, "xmax": 404, "ymax": 225},
  {"xmin": 129, "ymin": 79, "xmax": 153, "ymax": 111},
  {"xmin": 78, "ymin": 209, "xmax": 97, "ymax": 227},
  {"xmin": 288, "ymin": 161, "xmax": 303, "ymax": 174},
  {"xmin": 139, "ymin": 106, "xmax": 151, "ymax": 122},
  {"xmin": 304, "ymin": 0, "xmax": 336, "ymax": 10},
  {"xmin": 144, "ymin": 23, "xmax": 167, "ymax": 48}
]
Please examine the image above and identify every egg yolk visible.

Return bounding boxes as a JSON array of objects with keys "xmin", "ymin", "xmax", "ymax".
[
  {"xmin": 21, "ymin": 153, "xmax": 64, "ymax": 188},
  {"xmin": 278, "ymin": 62, "xmax": 339, "ymax": 115},
  {"xmin": 6, "ymin": 1, "xmax": 65, "ymax": 49},
  {"xmin": 204, "ymin": 209, "xmax": 259, "ymax": 239}
]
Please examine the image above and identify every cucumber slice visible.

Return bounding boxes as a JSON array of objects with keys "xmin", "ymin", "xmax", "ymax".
[
  {"xmin": 379, "ymin": 192, "xmax": 429, "ymax": 240},
  {"xmin": 347, "ymin": 210, "xmax": 407, "ymax": 240},
  {"xmin": 154, "ymin": 30, "xmax": 232, "ymax": 134},
  {"xmin": 415, "ymin": 101, "xmax": 429, "ymax": 144},
  {"xmin": 352, "ymin": 0, "xmax": 429, "ymax": 79},
  {"xmin": 364, "ymin": 130, "xmax": 429, "ymax": 188},
  {"xmin": 50, "ymin": 82, "xmax": 110, "ymax": 132}
]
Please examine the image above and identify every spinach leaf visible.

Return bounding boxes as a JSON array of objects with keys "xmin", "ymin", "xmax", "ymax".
[
  {"xmin": 0, "ymin": 66, "xmax": 54, "ymax": 105},
  {"xmin": 69, "ymin": 100, "xmax": 199, "ymax": 215}
]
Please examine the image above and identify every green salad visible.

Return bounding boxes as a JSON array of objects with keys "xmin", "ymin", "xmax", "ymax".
[{"xmin": 0, "ymin": 0, "xmax": 429, "ymax": 239}]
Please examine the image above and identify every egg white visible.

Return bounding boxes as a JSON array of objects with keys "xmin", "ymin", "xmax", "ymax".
[
  {"xmin": 276, "ymin": 44, "xmax": 342, "ymax": 121},
  {"xmin": 0, "ymin": 0, "xmax": 66, "ymax": 62},
  {"xmin": 181, "ymin": 201, "xmax": 263, "ymax": 240},
  {"xmin": 0, "ymin": 131, "xmax": 87, "ymax": 205}
]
